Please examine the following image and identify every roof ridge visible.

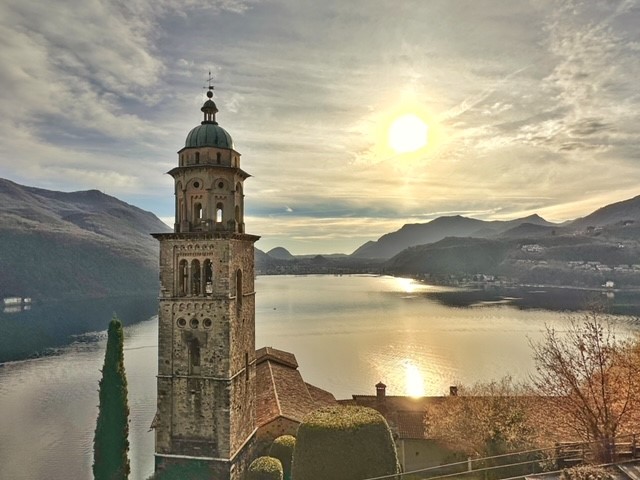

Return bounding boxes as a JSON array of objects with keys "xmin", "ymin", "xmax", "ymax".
[{"xmin": 267, "ymin": 360, "xmax": 283, "ymax": 416}]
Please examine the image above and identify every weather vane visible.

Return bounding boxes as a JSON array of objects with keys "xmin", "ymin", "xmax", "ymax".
[{"xmin": 204, "ymin": 71, "xmax": 215, "ymax": 98}]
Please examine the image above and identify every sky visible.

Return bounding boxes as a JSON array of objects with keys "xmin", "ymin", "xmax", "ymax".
[{"xmin": 0, "ymin": 0, "xmax": 639, "ymax": 254}]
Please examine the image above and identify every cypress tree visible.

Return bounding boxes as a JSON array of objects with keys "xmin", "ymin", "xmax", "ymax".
[{"xmin": 93, "ymin": 316, "xmax": 130, "ymax": 480}]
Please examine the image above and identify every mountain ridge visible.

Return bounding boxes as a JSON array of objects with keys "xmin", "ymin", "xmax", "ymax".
[
  {"xmin": 351, "ymin": 213, "xmax": 556, "ymax": 259},
  {"xmin": 351, "ymin": 195, "xmax": 640, "ymax": 260},
  {"xmin": 0, "ymin": 178, "xmax": 171, "ymax": 300}
]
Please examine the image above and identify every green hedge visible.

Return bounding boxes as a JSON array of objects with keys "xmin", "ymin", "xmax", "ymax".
[
  {"xmin": 269, "ymin": 436, "xmax": 296, "ymax": 480},
  {"xmin": 248, "ymin": 456, "xmax": 283, "ymax": 480},
  {"xmin": 291, "ymin": 406, "xmax": 400, "ymax": 480}
]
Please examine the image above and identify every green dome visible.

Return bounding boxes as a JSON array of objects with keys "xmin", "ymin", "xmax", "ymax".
[{"xmin": 185, "ymin": 123, "xmax": 234, "ymax": 149}]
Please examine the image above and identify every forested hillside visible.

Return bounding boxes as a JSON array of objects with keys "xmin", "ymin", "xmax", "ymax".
[{"xmin": 0, "ymin": 178, "xmax": 171, "ymax": 300}]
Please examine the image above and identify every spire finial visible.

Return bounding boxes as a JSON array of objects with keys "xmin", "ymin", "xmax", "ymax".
[
  {"xmin": 204, "ymin": 70, "xmax": 215, "ymax": 99},
  {"xmin": 201, "ymin": 71, "xmax": 219, "ymax": 124}
]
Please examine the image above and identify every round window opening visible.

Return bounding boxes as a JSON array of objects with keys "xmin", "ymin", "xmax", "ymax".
[
  {"xmin": 204, "ymin": 318, "xmax": 213, "ymax": 329},
  {"xmin": 190, "ymin": 318, "xmax": 199, "ymax": 329},
  {"xmin": 218, "ymin": 182, "xmax": 224, "ymax": 189},
  {"xmin": 193, "ymin": 181, "xmax": 200, "ymax": 188},
  {"xmin": 177, "ymin": 318, "xmax": 186, "ymax": 328}
]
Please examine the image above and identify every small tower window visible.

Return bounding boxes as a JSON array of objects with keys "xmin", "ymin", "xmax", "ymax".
[
  {"xmin": 195, "ymin": 152, "xmax": 200, "ymax": 164},
  {"xmin": 236, "ymin": 269, "xmax": 243, "ymax": 308},
  {"xmin": 203, "ymin": 259, "xmax": 213, "ymax": 294},
  {"xmin": 216, "ymin": 152, "xmax": 221, "ymax": 164},
  {"xmin": 178, "ymin": 260, "xmax": 188, "ymax": 295},
  {"xmin": 216, "ymin": 203, "xmax": 223, "ymax": 223},
  {"xmin": 191, "ymin": 259, "xmax": 201, "ymax": 296},
  {"xmin": 194, "ymin": 203, "xmax": 203, "ymax": 224},
  {"xmin": 189, "ymin": 339, "xmax": 201, "ymax": 374}
]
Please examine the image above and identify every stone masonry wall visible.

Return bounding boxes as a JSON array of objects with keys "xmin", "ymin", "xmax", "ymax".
[{"xmin": 155, "ymin": 233, "xmax": 256, "ymax": 463}]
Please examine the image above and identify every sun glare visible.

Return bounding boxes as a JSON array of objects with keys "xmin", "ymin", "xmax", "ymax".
[
  {"xmin": 388, "ymin": 114, "xmax": 429, "ymax": 154},
  {"xmin": 404, "ymin": 361, "xmax": 425, "ymax": 397}
]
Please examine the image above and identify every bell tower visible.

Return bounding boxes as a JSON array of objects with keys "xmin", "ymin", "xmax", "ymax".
[{"xmin": 153, "ymin": 86, "xmax": 258, "ymax": 479}]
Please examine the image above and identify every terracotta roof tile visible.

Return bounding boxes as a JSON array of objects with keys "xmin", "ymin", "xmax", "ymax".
[
  {"xmin": 256, "ymin": 346, "xmax": 298, "ymax": 369},
  {"xmin": 396, "ymin": 411, "xmax": 427, "ymax": 439},
  {"xmin": 256, "ymin": 347, "xmax": 336, "ymax": 428},
  {"xmin": 338, "ymin": 395, "xmax": 447, "ymax": 440}
]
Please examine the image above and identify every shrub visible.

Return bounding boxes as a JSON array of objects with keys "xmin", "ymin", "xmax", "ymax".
[
  {"xmin": 291, "ymin": 406, "xmax": 400, "ymax": 480},
  {"xmin": 269, "ymin": 435, "xmax": 296, "ymax": 480},
  {"xmin": 561, "ymin": 465, "xmax": 614, "ymax": 480},
  {"xmin": 248, "ymin": 456, "xmax": 283, "ymax": 480}
]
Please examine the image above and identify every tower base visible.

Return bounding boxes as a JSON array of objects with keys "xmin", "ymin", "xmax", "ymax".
[{"xmin": 154, "ymin": 433, "xmax": 256, "ymax": 480}]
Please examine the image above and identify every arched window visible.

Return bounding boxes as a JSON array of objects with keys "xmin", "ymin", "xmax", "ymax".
[
  {"xmin": 216, "ymin": 203, "xmax": 223, "ymax": 223},
  {"xmin": 194, "ymin": 203, "xmax": 203, "ymax": 224},
  {"xmin": 216, "ymin": 152, "xmax": 221, "ymax": 164},
  {"xmin": 189, "ymin": 339, "xmax": 201, "ymax": 374},
  {"xmin": 236, "ymin": 182, "xmax": 242, "ymax": 195},
  {"xmin": 203, "ymin": 259, "xmax": 213, "ymax": 294},
  {"xmin": 195, "ymin": 152, "xmax": 200, "ymax": 164},
  {"xmin": 178, "ymin": 260, "xmax": 188, "ymax": 295},
  {"xmin": 191, "ymin": 259, "xmax": 201, "ymax": 296}
]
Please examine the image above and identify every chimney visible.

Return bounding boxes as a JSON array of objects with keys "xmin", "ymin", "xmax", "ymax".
[
  {"xmin": 376, "ymin": 381, "xmax": 387, "ymax": 402},
  {"xmin": 449, "ymin": 385, "xmax": 458, "ymax": 396}
]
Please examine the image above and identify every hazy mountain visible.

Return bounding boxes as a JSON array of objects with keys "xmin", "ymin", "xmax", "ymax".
[
  {"xmin": 498, "ymin": 222, "xmax": 559, "ymax": 239},
  {"xmin": 384, "ymin": 237, "xmax": 511, "ymax": 275},
  {"xmin": 255, "ymin": 247, "xmax": 270, "ymax": 263},
  {"xmin": 351, "ymin": 214, "xmax": 555, "ymax": 259},
  {"xmin": 267, "ymin": 246, "xmax": 296, "ymax": 260},
  {"xmin": 570, "ymin": 195, "xmax": 640, "ymax": 230},
  {"xmin": 0, "ymin": 178, "xmax": 171, "ymax": 300}
]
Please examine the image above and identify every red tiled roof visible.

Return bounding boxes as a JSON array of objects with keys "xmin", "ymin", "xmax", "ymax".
[
  {"xmin": 306, "ymin": 383, "xmax": 337, "ymax": 406},
  {"xmin": 338, "ymin": 395, "xmax": 447, "ymax": 440},
  {"xmin": 256, "ymin": 347, "xmax": 336, "ymax": 428},
  {"xmin": 396, "ymin": 411, "xmax": 427, "ymax": 439},
  {"xmin": 256, "ymin": 346, "xmax": 298, "ymax": 369}
]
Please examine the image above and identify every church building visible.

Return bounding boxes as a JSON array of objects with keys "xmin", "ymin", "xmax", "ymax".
[
  {"xmin": 152, "ymin": 87, "xmax": 259, "ymax": 479},
  {"xmin": 151, "ymin": 87, "xmax": 337, "ymax": 479}
]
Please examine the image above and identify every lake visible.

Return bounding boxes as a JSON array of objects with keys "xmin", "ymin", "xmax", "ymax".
[{"xmin": 1, "ymin": 275, "xmax": 639, "ymax": 480}]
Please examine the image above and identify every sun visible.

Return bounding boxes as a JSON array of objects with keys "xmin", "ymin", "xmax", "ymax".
[{"xmin": 388, "ymin": 114, "xmax": 429, "ymax": 154}]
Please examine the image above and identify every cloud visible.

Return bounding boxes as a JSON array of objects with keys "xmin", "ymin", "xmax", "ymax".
[{"xmin": 1, "ymin": 0, "xmax": 640, "ymax": 254}]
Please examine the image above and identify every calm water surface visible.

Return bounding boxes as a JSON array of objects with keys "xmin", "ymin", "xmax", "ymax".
[{"xmin": 1, "ymin": 275, "xmax": 639, "ymax": 480}]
